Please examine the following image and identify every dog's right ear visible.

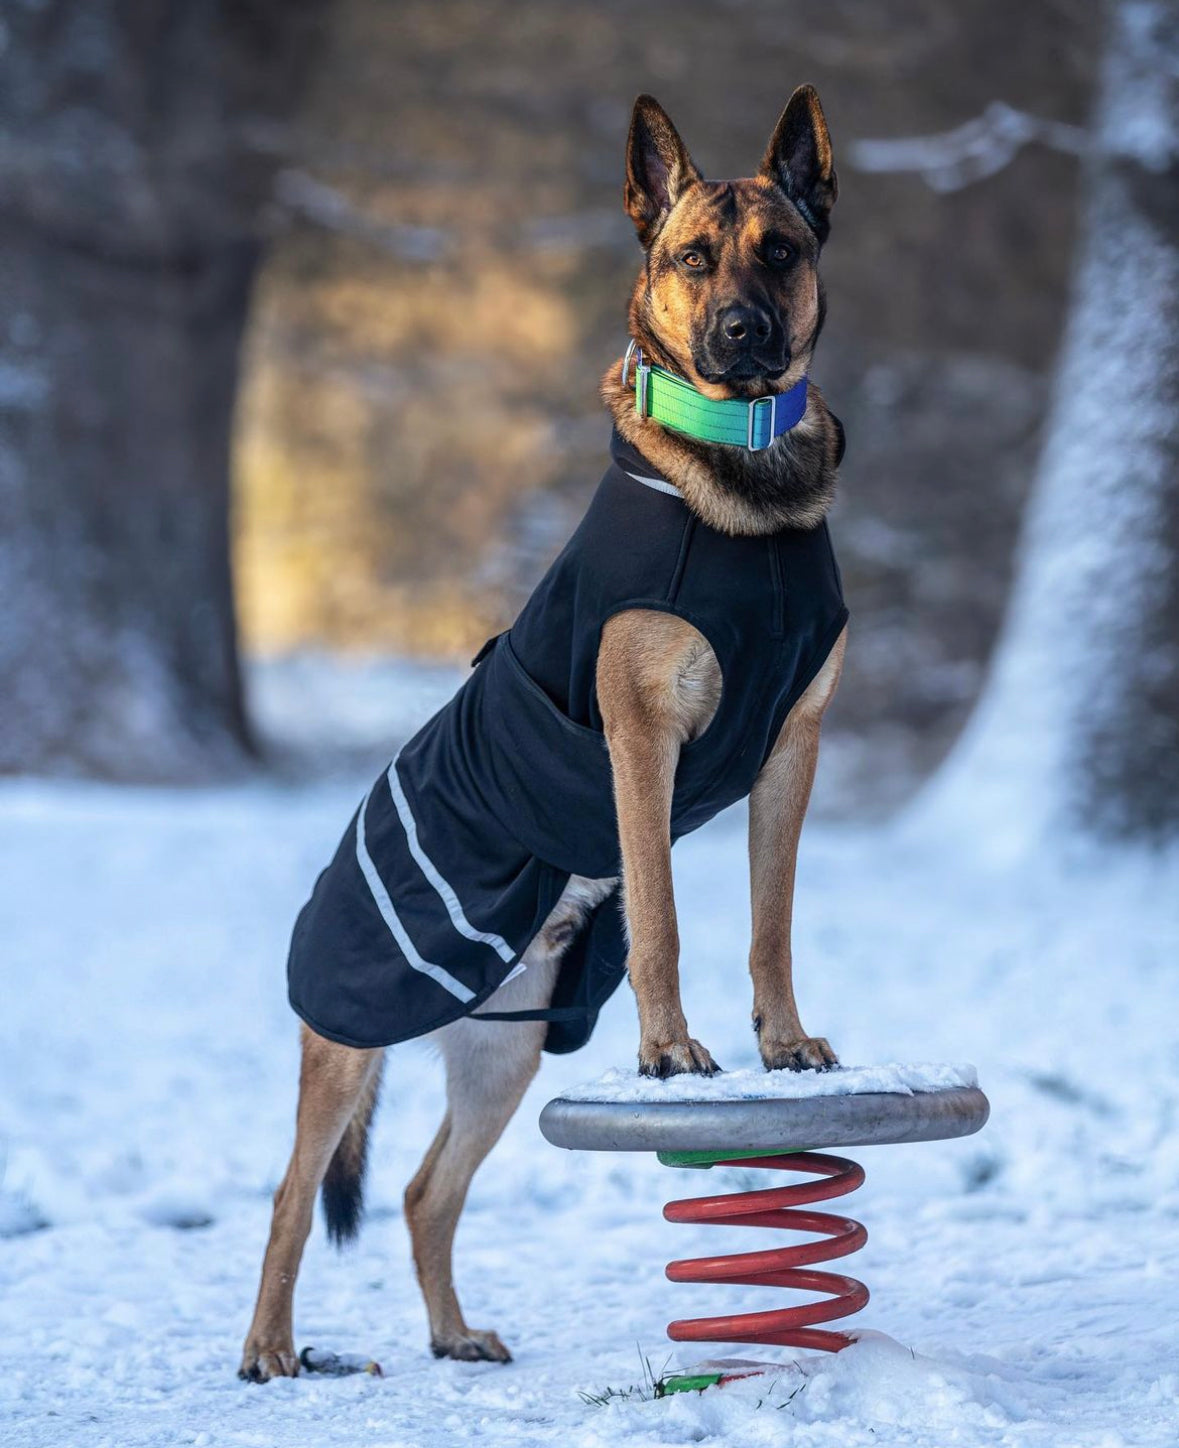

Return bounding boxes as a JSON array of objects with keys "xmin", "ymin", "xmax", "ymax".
[{"xmin": 625, "ymin": 95, "xmax": 702, "ymax": 247}]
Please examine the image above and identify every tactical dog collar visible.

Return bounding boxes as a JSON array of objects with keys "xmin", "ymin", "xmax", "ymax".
[{"xmin": 622, "ymin": 339, "xmax": 808, "ymax": 452}]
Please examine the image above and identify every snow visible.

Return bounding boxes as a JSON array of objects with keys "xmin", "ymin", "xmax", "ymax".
[
  {"xmin": 560, "ymin": 1061, "xmax": 978, "ymax": 1103},
  {"xmin": 1, "ymin": 695, "xmax": 1177, "ymax": 1448}
]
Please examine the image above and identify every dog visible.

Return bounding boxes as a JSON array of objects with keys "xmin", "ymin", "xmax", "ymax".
[{"xmin": 240, "ymin": 85, "xmax": 847, "ymax": 1381}]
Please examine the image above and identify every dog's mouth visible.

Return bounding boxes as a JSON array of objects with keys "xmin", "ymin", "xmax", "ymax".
[
  {"xmin": 697, "ymin": 358, "xmax": 787, "ymax": 384},
  {"xmin": 695, "ymin": 356, "xmax": 790, "ymax": 395}
]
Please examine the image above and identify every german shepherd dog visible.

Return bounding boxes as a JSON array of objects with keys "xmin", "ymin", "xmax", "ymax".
[{"xmin": 240, "ymin": 86, "xmax": 845, "ymax": 1380}]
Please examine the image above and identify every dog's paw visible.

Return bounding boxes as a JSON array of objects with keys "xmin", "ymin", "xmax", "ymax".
[
  {"xmin": 238, "ymin": 1340, "xmax": 300, "ymax": 1382},
  {"xmin": 638, "ymin": 1037, "xmax": 721, "ymax": 1078},
  {"xmin": 760, "ymin": 1036, "xmax": 838, "ymax": 1072},
  {"xmin": 431, "ymin": 1328, "xmax": 512, "ymax": 1363}
]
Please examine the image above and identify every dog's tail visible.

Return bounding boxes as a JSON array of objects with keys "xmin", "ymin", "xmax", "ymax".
[{"xmin": 322, "ymin": 1053, "xmax": 385, "ymax": 1247}]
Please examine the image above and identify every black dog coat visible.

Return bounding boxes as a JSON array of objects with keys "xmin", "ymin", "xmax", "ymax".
[{"xmin": 287, "ymin": 430, "xmax": 848, "ymax": 1054}]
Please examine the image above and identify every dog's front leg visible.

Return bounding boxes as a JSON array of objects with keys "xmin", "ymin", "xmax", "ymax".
[
  {"xmin": 598, "ymin": 614, "xmax": 719, "ymax": 1078},
  {"xmin": 748, "ymin": 630, "xmax": 846, "ymax": 1072}
]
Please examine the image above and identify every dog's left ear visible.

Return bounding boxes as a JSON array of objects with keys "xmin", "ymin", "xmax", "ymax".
[{"xmin": 760, "ymin": 85, "xmax": 837, "ymax": 243}]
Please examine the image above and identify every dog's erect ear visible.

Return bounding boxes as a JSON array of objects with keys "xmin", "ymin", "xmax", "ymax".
[
  {"xmin": 760, "ymin": 85, "xmax": 837, "ymax": 242},
  {"xmin": 625, "ymin": 95, "xmax": 702, "ymax": 247}
]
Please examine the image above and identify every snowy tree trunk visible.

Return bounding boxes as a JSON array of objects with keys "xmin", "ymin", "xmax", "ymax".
[
  {"xmin": 0, "ymin": 2, "xmax": 330, "ymax": 780},
  {"xmin": 914, "ymin": 0, "xmax": 1179, "ymax": 850}
]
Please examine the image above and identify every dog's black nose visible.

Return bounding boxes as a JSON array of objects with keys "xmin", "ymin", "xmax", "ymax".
[{"xmin": 719, "ymin": 304, "xmax": 772, "ymax": 344}]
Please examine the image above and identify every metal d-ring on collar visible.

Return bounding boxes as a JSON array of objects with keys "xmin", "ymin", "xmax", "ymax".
[{"xmin": 621, "ymin": 338, "xmax": 651, "ymax": 418}]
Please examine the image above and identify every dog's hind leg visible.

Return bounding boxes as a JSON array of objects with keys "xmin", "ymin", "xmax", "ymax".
[
  {"xmin": 408, "ymin": 967, "xmax": 554, "ymax": 1362},
  {"xmin": 409, "ymin": 875, "xmax": 612, "ymax": 1363},
  {"xmin": 240, "ymin": 1025, "xmax": 382, "ymax": 1381}
]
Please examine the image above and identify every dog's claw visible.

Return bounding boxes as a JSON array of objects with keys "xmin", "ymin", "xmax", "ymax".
[
  {"xmin": 239, "ymin": 1344, "xmax": 300, "ymax": 1382},
  {"xmin": 760, "ymin": 1035, "xmax": 838, "ymax": 1072},
  {"xmin": 431, "ymin": 1328, "xmax": 512, "ymax": 1363},
  {"xmin": 638, "ymin": 1037, "xmax": 721, "ymax": 1078}
]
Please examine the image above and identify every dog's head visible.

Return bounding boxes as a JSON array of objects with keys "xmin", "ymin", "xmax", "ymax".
[{"xmin": 623, "ymin": 88, "xmax": 836, "ymax": 401}]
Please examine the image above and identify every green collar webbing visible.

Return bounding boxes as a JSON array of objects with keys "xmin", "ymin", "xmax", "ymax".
[{"xmin": 622, "ymin": 340, "xmax": 808, "ymax": 451}]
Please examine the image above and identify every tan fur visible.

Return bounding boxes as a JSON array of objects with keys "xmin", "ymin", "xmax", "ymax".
[
  {"xmin": 240, "ymin": 1028, "xmax": 382, "ymax": 1380},
  {"xmin": 603, "ymin": 369, "xmax": 840, "ymax": 534},
  {"xmin": 592, "ymin": 89, "xmax": 845, "ymax": 1072},
  {"xmin": 321, "ymin": 1053, "xmax": 384, "ymax": 1225},
  {"xmin": 406, "ymin": 874, "xmax": 614, "ymax": 1362},
  {"xmin": 241, "ymin": 85, "xmax": 847, "ymax": 1378},
  {"xmin": 603, "ymin": 88, "xmax": 842, "ymax": 535},
  {"xmin": 596, "ymin": 610, "xmax": 723, "ymax": 1075},
  {"xmin": 748, "ymin": 628, "xmax": 845, "ymax": 1069},
  {"xmin": 597, "ymin": 611, "xmax": 844, "ymax": 1076},
  {"xmin": 620, "ymin": 175, "xmax": 819, "ymax": 403},
  {"xmin": 239, "ymin": 877, "xmax": 612, "ymax": 1379}
]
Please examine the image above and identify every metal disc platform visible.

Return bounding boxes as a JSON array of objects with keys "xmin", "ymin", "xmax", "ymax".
[
  {"xmin": 540, "ymin": 1083, "xmax": 990, "ymax": 1155},
  {"xmin": 538, "ymin": 1069, "xmax": 990, "ymax": 1359}
]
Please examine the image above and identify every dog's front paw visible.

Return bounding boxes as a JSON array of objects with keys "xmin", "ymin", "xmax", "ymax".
[
  {"xmin": 639, "ymin": 1037, "xmax": 721, "ymax": 1078},
  {"xmin": 760, "ymin": 1035, "xmax": 838, "ymax": 1072},
  {"xmin": 431, "ymin": 1327, "xmax": 512, "ymax": 1363},
  {"xmin": 239, "ymin": 1339, "xmax": 300, "ymax": 1382}
]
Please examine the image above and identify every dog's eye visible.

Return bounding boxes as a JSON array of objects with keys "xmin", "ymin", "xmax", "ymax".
[
  {"xmin": 767, "ymin": 241, "xmax": 796, "ymax": 267},
  {"xmin": 680, "ymin": 251, "xmax": 706, "ymax": 270}
]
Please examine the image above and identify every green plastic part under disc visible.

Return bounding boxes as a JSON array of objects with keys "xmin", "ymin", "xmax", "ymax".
[{"xmin": 656, "ymin": 1146, "xmax": 808, "ymax": 1169}]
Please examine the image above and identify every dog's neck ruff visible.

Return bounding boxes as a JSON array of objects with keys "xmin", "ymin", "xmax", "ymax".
[{"xmin": 622, "ymin": 339, "xmax": 808, "ymax": 452}]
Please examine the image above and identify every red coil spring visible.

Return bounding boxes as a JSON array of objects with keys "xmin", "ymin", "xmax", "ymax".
[{"xmin": 663, "ymin": 1151, "xmax": 869, "ymax": 1353}]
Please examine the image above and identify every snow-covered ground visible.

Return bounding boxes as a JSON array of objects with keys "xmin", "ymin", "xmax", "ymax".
[{"xmin": 2, "ymin": 694, "xmax": 1177, "ymax": 1447}]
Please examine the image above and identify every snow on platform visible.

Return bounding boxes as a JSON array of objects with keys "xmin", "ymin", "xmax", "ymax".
[{"xmin": 560, "ymin": 1061, "xmax": 978, "ymax": 1104}]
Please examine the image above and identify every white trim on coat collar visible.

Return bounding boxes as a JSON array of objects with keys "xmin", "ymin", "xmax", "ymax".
[{"xmin": 622, "ymin": 468, "xmax": 683, "ymax": 500}]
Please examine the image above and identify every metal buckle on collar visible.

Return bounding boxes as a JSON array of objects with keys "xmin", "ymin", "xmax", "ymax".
[
  {"xmin": 747, "ymin": 394, "xmax": 777, "ymax": 451},
  {"xmin": 622, "ymin": 338, "xmax": 651, "ymax": 418}
]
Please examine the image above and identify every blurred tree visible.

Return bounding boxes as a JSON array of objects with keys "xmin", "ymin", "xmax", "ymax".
[
  {"xmin": 0, "ymin": 1, "xmax": 330, "ymax": 779},
  {"xmin": 233, "ymin": 0, "xmax": 1098, "ymax": 802},
  {"xmin": 924, "ymin": 0, "xmax": 1179, "ymax": 844}
]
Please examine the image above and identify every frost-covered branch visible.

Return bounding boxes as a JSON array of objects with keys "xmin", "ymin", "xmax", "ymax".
[
  {"xmin": 272, "ymin": 169, "xmax": 449, "ymax": 262},
  {"xmin": 847, "ymin": 102, "xmax": 1088, "ymax": 193}
]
